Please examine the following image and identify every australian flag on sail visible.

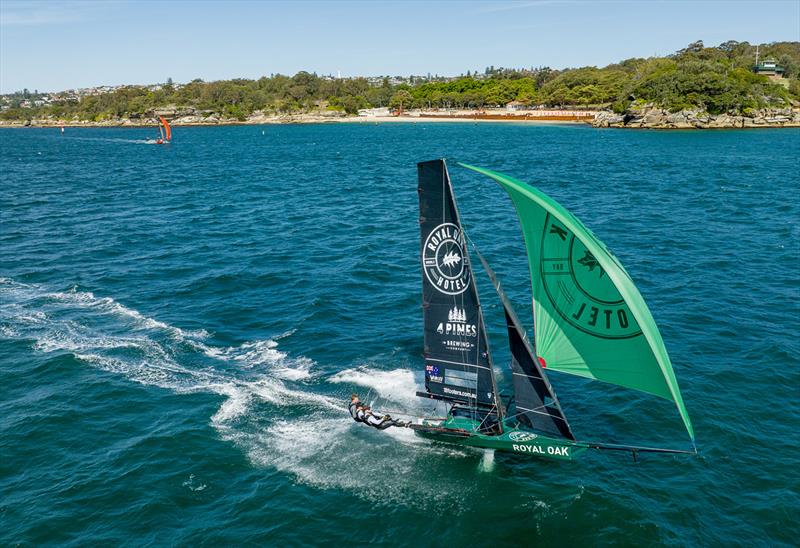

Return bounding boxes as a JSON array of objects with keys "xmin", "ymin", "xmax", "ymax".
[
  {"xmin": 417, "ymin": 159, "xmax": 499, "ymax": 410},
  {"xmin": 425, "ymin": 364, "xmax": 442, "ymax": 382}
]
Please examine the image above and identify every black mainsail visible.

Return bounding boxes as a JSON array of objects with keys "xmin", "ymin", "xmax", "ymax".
[
  {"xmin": 474, "ymin": 249, "xmax": 575, "ymax": 440},
  {"xmin": 417, "ymin": 160, "xmax": 501, "ymax": 414}
]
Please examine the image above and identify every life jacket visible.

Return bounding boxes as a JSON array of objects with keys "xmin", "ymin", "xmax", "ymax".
[{"xmin": 349, "ymin": 401, "xmax": 365, "ymax": 423}]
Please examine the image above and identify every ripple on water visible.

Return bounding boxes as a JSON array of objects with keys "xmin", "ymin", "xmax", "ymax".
[{"xmin": 1, "ymin": 125, "xmax": 799, "ymax": 545}]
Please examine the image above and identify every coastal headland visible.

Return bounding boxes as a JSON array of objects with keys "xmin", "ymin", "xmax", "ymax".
[{"xmin": 593, "ymin": 105, "xmax": 800, "ymax": 128}]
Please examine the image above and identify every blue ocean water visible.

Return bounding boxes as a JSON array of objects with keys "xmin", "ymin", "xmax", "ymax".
[{"xmin": 1, "ymin": 123, "xmax": 798, "ymax": 546}]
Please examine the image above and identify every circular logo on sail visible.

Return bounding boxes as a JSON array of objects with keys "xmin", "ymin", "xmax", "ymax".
[
  {"xmin": 540, "ymin": 214, "xmax": 641, "ymax": 339},
  {"xmin": 423, "ymin": 222, "xmax": 471, "ymax": 295},
  {"xmin": 508, "ymin": 431, "xmax": 538, "ymax": 442}
]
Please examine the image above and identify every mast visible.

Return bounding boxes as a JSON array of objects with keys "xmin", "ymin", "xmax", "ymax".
[{"xmin": 417, "ymin": 159, "xmax": 502, "ymax": 421}]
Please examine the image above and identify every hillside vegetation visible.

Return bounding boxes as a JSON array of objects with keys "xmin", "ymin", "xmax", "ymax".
[{"xmin": 2, "ymin": 40, "xmax": 798, "ymax": 122}]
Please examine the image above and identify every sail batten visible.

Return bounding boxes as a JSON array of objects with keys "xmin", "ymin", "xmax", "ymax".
[
  {"xmin": 460, "ymin": 163, "xmax": 694, "ymax": 441},
  {"xmin": 417, "ymin": 160, "xmax": 501, "ymax": 414}
]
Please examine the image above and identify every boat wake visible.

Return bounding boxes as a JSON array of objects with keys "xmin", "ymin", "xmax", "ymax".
[
  {"xmin": 330, "ymin": 366, "xmax": 421, "ymax": 410},
  {"xmin": 60, "ymin": 136, "xmax": 156, "ymax": 145},
  {"xmin": 0, "ymin": 278, "xmax": 487, "ymax": 509}
]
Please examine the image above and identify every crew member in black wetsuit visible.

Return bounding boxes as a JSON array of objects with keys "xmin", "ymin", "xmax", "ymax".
[
  {"xmin": 362, "ymin": 405, "xmax": 410, "ymax": 429},
  {"xmin": 348, "ymin": 394, "xmax": 409, "ymax": 429},
  {"xmin": 348, "ymin": 394, "xmax": 365, "ymax": 422}
]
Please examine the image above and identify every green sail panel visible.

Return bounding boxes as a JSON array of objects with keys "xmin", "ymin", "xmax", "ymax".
[{"xmin": 460, "ymin": 164, "xmax": 694, "ymax": 441}]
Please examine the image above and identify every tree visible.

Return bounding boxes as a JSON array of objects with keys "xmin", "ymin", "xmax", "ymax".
[
  {"xmin": 2, "ymin": 41, "xmax": 797, "ymax": 123},
  {"xmin": 389, "ymin": 90, "xmax": 413, "ymax": 111},
  {"xmin": 677, "ymin": 40, "xmax": 705, "ymax": 56}
]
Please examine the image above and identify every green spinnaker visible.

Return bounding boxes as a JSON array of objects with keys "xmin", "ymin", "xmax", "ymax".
[{"xmin": 460, "ymin": 163, "xmax": 694, "ymax": 441}]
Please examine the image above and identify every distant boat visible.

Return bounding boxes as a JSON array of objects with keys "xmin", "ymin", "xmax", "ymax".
[
  {"xmin": 156, "ymin": 116, "xmax": 171, "ymax": 145},
  {"xmin": 398, "ymin": 159, "xmax": 696, "ymax": 461}
]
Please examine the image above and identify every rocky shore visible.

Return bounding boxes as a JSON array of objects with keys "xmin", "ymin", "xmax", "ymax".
[
  {"xmin": 0, "ymin": 106, "xmax": 596, "ymax": 127},
  {"xmin": 0, "ymin": 108, "xmax": 352, "ymax": 127},
  {"xmin": 3, "ymin": 105, "xmax": 800, "ymax": 129},
  {"xmin": 592, "ymin": 105, "xmax": 800, "ymax": 129}
]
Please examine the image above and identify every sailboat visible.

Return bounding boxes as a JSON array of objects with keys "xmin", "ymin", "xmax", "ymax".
[
  {"xmin": 405, "ymin": 159, "xmax": 695, "ymax": 461},
  {"xmin": 156, "ymin": 115, "xmax": 172, "ymax": 144}
]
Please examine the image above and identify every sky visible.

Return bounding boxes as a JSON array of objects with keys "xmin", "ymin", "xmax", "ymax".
[{"xmin": 1, "ymin": 0, "xmax": 799, "ymax": 93}]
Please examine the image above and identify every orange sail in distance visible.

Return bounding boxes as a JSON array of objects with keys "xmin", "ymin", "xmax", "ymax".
[{"xmin": 158, "ymin": 116, "xmax": 172, "ymax": 143}]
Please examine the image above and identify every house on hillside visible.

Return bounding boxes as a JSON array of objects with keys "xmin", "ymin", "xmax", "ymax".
[{"xmin": 753, "ymin": 58, "xmax": 785, "ymax": 79}]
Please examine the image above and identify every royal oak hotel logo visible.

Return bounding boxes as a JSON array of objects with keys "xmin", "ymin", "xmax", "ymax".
[
  {"xmin": 540, "ymin": 215, "xmax": 641, "ymax": 339},
  {"xmin": 423, "ymin": 223, "xmax": 471, "ymax": 295}
]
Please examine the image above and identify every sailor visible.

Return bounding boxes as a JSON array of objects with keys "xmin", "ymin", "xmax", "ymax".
[
  {"xmin": 362, "ymin": 405, "xmax": 410, "ymax": 429},
  {"xmin": 348, "ymin": 394, "xmax": 409, "ymax": 429},
  {"xmin": 348, "ymin": 394, "xmax": 365, "ymax": 423}
]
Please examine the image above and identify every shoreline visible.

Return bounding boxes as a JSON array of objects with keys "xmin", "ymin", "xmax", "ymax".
[
  {"xmin": 0, "ymin": 115, "xmax": 590, "ymax": 128},
  {"xmin": 2, "ymin": 109, "xmax": 799, "ymax": 129},
  {"xmin": 593, "ymin": 107, "xmax": 800, "ymax": 129}
]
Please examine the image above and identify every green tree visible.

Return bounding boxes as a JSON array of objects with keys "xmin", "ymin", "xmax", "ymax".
[{"xmin": 389, "ymin": 90, "xmax": 413, "ymax": 111}]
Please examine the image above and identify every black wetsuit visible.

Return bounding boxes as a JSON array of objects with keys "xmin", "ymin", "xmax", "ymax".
[
  {"xmin": 348, "ymin": 401, "xmax": 364, "ymax": 422},
  {"xmin": 349, "ymin": 400, "xmax": 406, "ymax": 429},
  {"xmin": 363, "ymin": 411, "xmax": 406, "ymax": 430}
]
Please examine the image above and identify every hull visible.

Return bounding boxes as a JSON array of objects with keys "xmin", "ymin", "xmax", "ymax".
[{"xmin": 410, "ymin": 416, "xmax": 586, "ymax": 461}]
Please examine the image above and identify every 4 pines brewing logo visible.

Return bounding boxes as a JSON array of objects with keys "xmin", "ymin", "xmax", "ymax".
[
  {"xmin": 541, "ymin": 214, "xmax": 641, "ymax": 339},
  {"xmin": 423, "ymin": 223, "xmax": 471, "ymax": 295},
  {"xmin": 436, "ymin": 306, "xmax": 478, "ymax": 351},
  {"xmin": 436, "ymin": 306, "xmax": 477, "ymax": 337}
]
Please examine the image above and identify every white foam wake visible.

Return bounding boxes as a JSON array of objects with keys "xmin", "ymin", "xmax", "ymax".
[
  {"xmin": 0, "ymin": 278, "xmax": 324, "ymax": 425},
  {"xmin": 1, "ymin": 278, "xmax": 486, "ymax": 506},
  {"xmin": 47, "ymin": 285, "xmax": 210, "ymax": 340},
  {"xmin": 329, "ymin": 366, "xmax": 422, "ymax": 410},
  {"xmin": 202, "ymin": 339, "xmax": 314, "ymax": 381}
]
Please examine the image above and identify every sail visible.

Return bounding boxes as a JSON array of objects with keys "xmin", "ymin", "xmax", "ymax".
[
  {"xmin": 418, "ymin": 159, "xmax": 500, "ymax": 412},
  {"xmin": 461, "ymin": 164, "xmax": 694, "ymax": 441},
  {"xmin": 474, "ymin": 248, "xmax": 575, "ymax": 440},
  {"xmin": 159, "ymin": 116, "xmax": 172, "ymax": 141}
]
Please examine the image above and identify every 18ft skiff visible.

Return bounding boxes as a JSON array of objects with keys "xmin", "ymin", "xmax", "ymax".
[{"xmin": 406, "ymin": 159, "xmax": 695, "ymax": 461}]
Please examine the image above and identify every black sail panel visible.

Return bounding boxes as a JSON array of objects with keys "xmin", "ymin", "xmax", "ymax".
[
  {"xmin": 505, "ymin": 310, "xmax": 575, "ymax": 440},
  {"xmin": 418, "ymin": 159, "xmax": 500, "ymax": 411},
  {"xmin": 474, "ymin": 248, "xmax": 575, "ymax": 440}
]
